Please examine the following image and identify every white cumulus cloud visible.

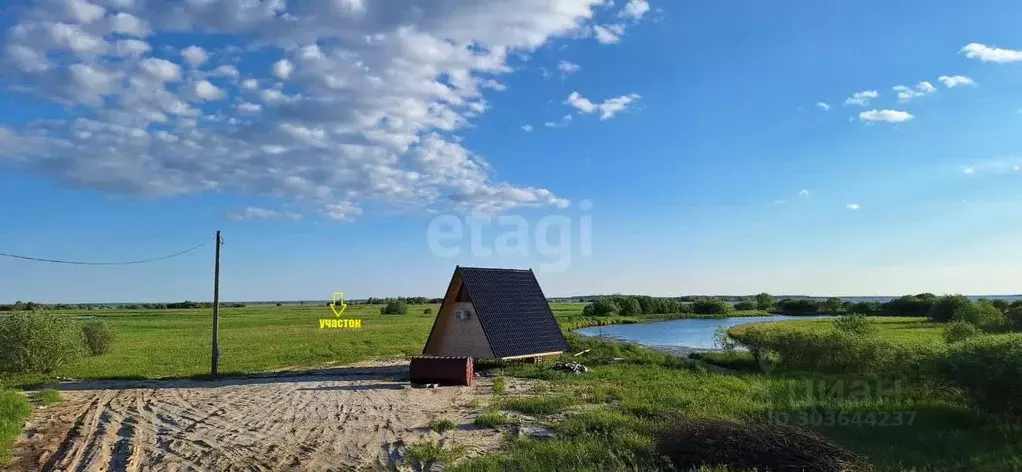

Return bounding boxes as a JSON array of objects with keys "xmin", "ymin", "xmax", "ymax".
[
  {"xmin": 180, "ymin": 45, "xmax": 208, "ymax": 67},
  {"xmin": 140, "ymin": 57, "xmax": 181, "ymax": 81},
  {"xmin": 521, "ymin": 124, "xmax": 533, "ymax": 132},
  {"xmin": 846, "ymin": 203, "xmax": 860, "ymax": 210},
  {"xmin": 892, "ymin": 81, "xmax": 936, "ymax": 102},
  {"xmin": 565, "ymin": 91, "xmax": 640, "ymax": 120},
  {"xmin": 815, "ymin": 102, "xmax": 830, "ymax": 111},
  {"xmin": 961, "ymin": 43, "xmax": 1022, "ymax": 63},
  {"xmin": 227, "ymin": 207, "xmax": 302, "ymax": 221},
  {"xmin": 592, "ymin": 24, "xmax": 624, "ymax": 44},
  {"xmin": 0, "ymin": 0, "xmax": 618, "ymax": 220},
  {"xmin": 859, "ymin": 109, "xmax": 914, "ymax": 123},
  {"xmin": 557, "ymin": 60, "xmax": 580, "ymax": 77},
  {"xmin": 938, "ymin": 75, "xmax": 976, "ymax": 88},
  {"xmin": 845, "ymin": 90, "xmax": 878, "ymax": 106},
  {"xmin": 192, "ymin": 80, "xmax": 225, "ymax": 101},
  {"xmin": 272, "ymin": 59, "xmax": 293, "ymax": 80},
  {"xmin": 619, "ymin": 0, "xmax": 650, "ymax": 20}
]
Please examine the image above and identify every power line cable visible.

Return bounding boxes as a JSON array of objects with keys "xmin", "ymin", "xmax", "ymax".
[{"xmin": 0, "ymin": 242, "xmax": 208, "ymax": 266}]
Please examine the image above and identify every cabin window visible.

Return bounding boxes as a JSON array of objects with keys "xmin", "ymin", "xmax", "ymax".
[{"xmin": 455, "ymin": 309, "xmax": 469, "ymax": 321}]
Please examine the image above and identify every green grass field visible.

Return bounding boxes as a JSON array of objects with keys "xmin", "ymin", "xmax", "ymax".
[
  {"xmin": 2, "ymin": 302, "xmax": 756, "ymax": 382},
  {"xmin": 730, "ymin": 316, "xmax": 945, "ymax": 346},
  {"xmin": 49, "ymin": 304, "xmax": 440, "ymax": 379}
]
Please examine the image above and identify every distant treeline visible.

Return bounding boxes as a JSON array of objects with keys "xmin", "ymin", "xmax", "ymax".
[
  {"xmin": 582, "ymin": 295, "xmax": 738, "ymax": 317},
  {"xmin": 577, "ymin": 293, "xmax": 1022, "ymax": 318},
  {"xmin": 0, "ymin": 301, "xmax": 247, "ymax": 311},
  {"xmin": 353, "ymin": 297, "xmax": 443, "ymax": 305}
]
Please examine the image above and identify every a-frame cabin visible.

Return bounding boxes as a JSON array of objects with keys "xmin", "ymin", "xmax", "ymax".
[{"xmin": 422, "ymin": 267, "xmax": 568, "ymax": 360}]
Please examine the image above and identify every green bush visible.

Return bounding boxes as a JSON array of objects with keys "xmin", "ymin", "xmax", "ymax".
[
  {"xmin": 428, "ymin": 418, "xmax": 457, "ymax": 433},
  {"xmin": 493, "ymin": 377, "xmax": 508, "ymax": 394},
  {"xmin": 734, "ymin": 301, "xmax": 757, "ymax": 311},
  {"xmin": 423, "ymin": 308, "xmax": 433, "ymax": 315},
  {"xmin": 943, "ymin": 321, "xmax": 980, "ymax": 344},
  {"xmin": 833, "ymin": 314, "xmax": 875, "ymax": 336},
  {"xmin": 0, "ymin": 312, "xmax": 85, "ymax": 374},
  {"xmin": 474, "ymin": 412, "xmax": 515, "ymax": 428},
  {"xmin": 582, "ymin": 298, "xmax": 619, "ymax": 317},
  {"xmin": 691, "ymin": 299, "xmax": 733, "ymax": 315},
  {"xmin": 928, "ymin": 295, "xmax": 972, "ymax": 322},
  {"xmin": 381, "ymin": 300, "xmax": 408, "ymax": 315},
  {"xmin": 934, "ymin": 333, "xmax": 1022, "ymax": 417},
  {"xmin": 731, "ymin": 327, "xmax": 934, "ymax": 377},
  {"xmin": 407, "ymin": 440, "xmax": 466, "ymax": 469},
  {"xmin": 38, "ymin": 389, "xmax": 62, "ymax": 406},
  {"xmin": 615, "ymin": 297, "xmax": 642, "ymax": 316},
  {"xmin": 81, "ymin": 320, "xmax": 115, "ymax": 356},
  {"xmin": 1007, "ymin": 306, "xmax": 1022, "ymax": 331},
  {"xmin": 952, "ymin": 300, "xmax": 1004, "ymax": 328}
]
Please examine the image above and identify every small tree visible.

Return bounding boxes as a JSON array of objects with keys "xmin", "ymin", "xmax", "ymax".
[
  {"xmin": 423, "ymin": 308, "xmax": 433, "ymax": 315},
  {"xmin": 943, "ymin": 321, "xmax": 980, "ymax": 344},
  {"xmin": 833, "ymin": 314, "xmax": 875, "ymax": 336},
  {"xmin": 616, "ymin": 297, "xmax": 642, "ymax": 316},
  {"xmin": 1007, "ymin": 306, "xmax": 1022, "ymax": 331},
  {"xmin": 583, "ymin": 298, "xmax": 619, "ymax": 317},
  {"xmin": 952, "ymin": 300, "xmax": 1004, "ymax": 328},
  {"xmin": 990, "ymin": 299, "xmax": 1011, "ymax": 314},
  {"xmin": 928, "ymin": 295, "xmax": 973, "ymax": 322},
  {"xmin": 0, "ymin": 312, "xmax": 85, "ymax": 374},
  {"xmin": 81, "ymin": 320, "xmax": 116, "ymax": 356},
  {"xmin": 382, "ymin": 300, "xmax": 409, "ymax": 315},
  {"xmin": 734, "ymin": 301, "xmax": 757, "ymax": 311},
  {"xmin": 755, "ymin": 293, "xmax": 774, "ymax": 311},
  {"xmin": 824, "ymin": 297, "xmax": 843, "ymax": 314},
  {"xmin": 692, "ymin": 299, "xmax": 733, "ymax": 315}
]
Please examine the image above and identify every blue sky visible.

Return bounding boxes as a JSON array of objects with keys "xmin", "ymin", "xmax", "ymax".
[{"xmin": 2, "ymin": 0, "xmax": 1022, "ymax": 303}]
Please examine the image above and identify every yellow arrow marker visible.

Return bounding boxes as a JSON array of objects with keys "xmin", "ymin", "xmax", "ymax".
[{"xmin": 329, "ymin": 292, "xmax": 348, "ymax": 317}]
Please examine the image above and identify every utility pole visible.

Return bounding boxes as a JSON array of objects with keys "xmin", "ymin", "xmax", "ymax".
[{"xmin": 211, "ymin": 230, "xmax": 222, "ymax": 377}]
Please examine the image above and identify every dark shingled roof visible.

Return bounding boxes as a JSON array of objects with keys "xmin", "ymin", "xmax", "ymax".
[{"xmin": 458, "ymin": 267, "xmax": 568, "ymax": 358}]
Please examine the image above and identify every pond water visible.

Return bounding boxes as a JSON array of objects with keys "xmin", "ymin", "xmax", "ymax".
[{"xmin": 573, "ymin": 315, "xmax": 834, "ymax": 350}]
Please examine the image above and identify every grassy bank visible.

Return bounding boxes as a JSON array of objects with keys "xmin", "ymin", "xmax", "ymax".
[
  {"xmin": 0, "ymin": 390, "xmax": 31, "ymax": 465},
  {"xmin": 728, "ymin": 316, "xmax": 945, "ymax": 346},
  {"xmin": 454, "ymin": 334, "xmax": 1022, "ymax": 471}
]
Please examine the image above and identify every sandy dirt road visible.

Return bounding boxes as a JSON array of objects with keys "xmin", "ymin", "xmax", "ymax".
[{"xmin": 7, "ymin": 363, "xmax": 508, "ymax": 471}]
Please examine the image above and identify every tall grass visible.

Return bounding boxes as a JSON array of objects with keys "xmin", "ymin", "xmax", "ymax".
[
  {"xmin": 0, "ymin": 390, "xmax": 32, "ymax": 464},
  {"xmin": 457, "ymin": 332, "xmax": 1022, "ymax": 472}
]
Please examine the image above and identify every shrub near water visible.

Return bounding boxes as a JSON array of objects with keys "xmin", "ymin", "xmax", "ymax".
[
  {"xmin": 952, "ymin": 300, "xmax": 1004, "ymax": 328},
  {"xmin": 935, "ymin": 333, "xmax": 1022, "ymax": 418},
  {"xmin": 731, "ymin": 326, "xmax": 934, "ymax": 377},
  {"xmin": 943, "ymin": 321, "xmax": 980, "ymax": 344},
  {"xmin": 833, "ymin": 314, "xmax": 875, "ymax": 336},
  {"xmin": 81, "ymin": 320, "xmax": 116, "ymax": 356},
  {"xmin": 0, "ymin": 312, "xmax": 84, "ymax": 374}
]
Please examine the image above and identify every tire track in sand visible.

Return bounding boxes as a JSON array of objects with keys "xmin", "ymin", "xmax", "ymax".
[{"xmin": 9, "ymin": 367, "xmax": 513, "ymax": 471}]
